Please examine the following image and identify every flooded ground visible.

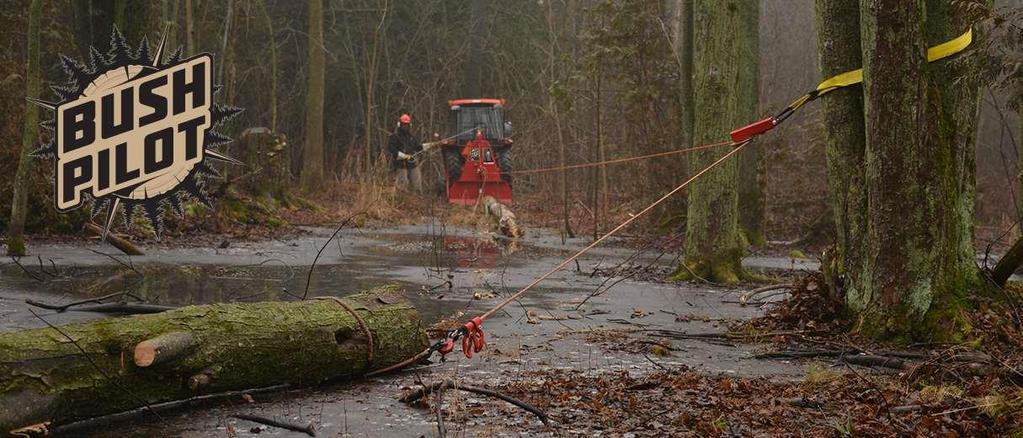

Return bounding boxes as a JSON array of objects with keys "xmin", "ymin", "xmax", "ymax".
[{"xmin": 0, "ymin": 223, "xmax": 934, "ymax": 436}]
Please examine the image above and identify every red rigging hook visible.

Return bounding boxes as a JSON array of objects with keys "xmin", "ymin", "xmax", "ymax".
[
  {"xmin": 436, "ymin": 317, "xmax": 485, "ymax": 360},
  {"xmin": 461, "ymin": 317, "xmax": 485, "ymax": 359}
]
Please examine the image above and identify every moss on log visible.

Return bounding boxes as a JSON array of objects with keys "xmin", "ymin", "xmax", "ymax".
[{"xmin": 0, "ymin": 285, "xmax": 427, "ymax": 432}]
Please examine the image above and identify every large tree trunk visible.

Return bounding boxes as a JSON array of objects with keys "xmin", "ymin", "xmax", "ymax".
[
  {"xmin": 814, "ymin": 0, "xmax": 866, "ymax": 287},
  {"xmin": 301, "ymin": 0, "xmax": 326, "ymax": 187},
  {"xmin": 7, "ymin": 0, "xmax": 42, "ymax": 257},
  {"xmin": 677, "ymin": 0, "xmax": 752, "ymax": 283},
  {"xmin": 0, "ymin": 287, "xmax": 427, "ymax": 432},
  {"xmin": 853, "ymin": 0, "xmax": 982, "ymax": 339},
  {"xmin": 737, "ymin": 1, "xmax": 764, "ymax": 247}
]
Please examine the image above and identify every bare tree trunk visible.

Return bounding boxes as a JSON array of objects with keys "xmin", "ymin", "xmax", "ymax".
[
  {"xmin": 737, "ymin": 0, "xmax": 764, "ymax": 246},
  {"xmin": 815, "ymin": 0, "xmax": 866, "ymax": 288},
  {"xmin": 7, "ymin": 0, "xmax": 42, "ymax": 256},
  {"xmin": 261, "ymin": 0, "xmax": 279, "ymax": 134},
  {"xmin": 851, "ymin": 0, "xmax": 983, "ymax": 339},
  {"xmin": 301, "ymin": 0, "xmax": 325, "ymax": 188},
  {"xmin": 676, "ymin": 0, "xmax": 751, "ymax": 283},
  {"xmin": 185, "ymin": 0, "xmax": 195, "ymax": 53},
  {"xmin": 465, "ymin": 0, "xmax": 484, "ymax": 97}
]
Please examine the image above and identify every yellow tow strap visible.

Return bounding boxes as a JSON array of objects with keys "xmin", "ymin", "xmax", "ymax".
[
  {"xmin": 732, "ymin": 28, "xmax": 975, "ymax": 143},
  {"xmin": 798, "ymin": 28, "xmax": 973, "ymax": 109}
]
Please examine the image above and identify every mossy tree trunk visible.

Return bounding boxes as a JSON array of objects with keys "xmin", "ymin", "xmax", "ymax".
[
  {"xmin": 301, "ymin": 0, "xmax": 326, "ymax": 188},
  {"xmin": 736, "ymin": 1, "xmax": 764, "ymax": 247},
  {"xmin": 852, "ymin": 0, "xmax": 983, "ymax": 339},
  {"xmin": 7, "ymin": 0, "xmax": 42, "ymax": 257},
  {"xmin": 814, "ymin": 0, "xmax": 867, "ymax": 288},
  {"xmin": 0, "ymin": 287, "xmax": 428, "ymax": 432},
  {"xmin": 677, "ymin": 0, "xmax": 752, "ymax": 283}
]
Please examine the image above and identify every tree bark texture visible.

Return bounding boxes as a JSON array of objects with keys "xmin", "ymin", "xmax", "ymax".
[
  {"xmin": 301, "ymin": 0, "xmax": 325, "ymax": 188},
  {"xmin": 736, "ymin": 0, "xmax": 764, "ymax": 247},
  {"xmin": 0, "ymin": 287, "xmax": 428, "ymax": 431},
  {"xmin": 814, "ymin": 0, "xmax": 867, "ymax": 286},
  {"xmin": 680, "ymin": 0, "xmax": 753, "ymax": 283},
  {"xmin": 7, "ymin": 0, "xmax": 42, "ymax": 257},
  {"xmin": 854, "ymin": 0, "xmax": 982, "ymax": 338}
]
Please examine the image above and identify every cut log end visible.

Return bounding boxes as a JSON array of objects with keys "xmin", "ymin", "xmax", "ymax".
[{"xmin": 133, "ymin": 332, "xmax": 196, "ymax": 368}]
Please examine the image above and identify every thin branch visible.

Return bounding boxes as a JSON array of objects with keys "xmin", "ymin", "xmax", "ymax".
[{"xmin": 400, "ymin": 379, "xmax": 548, "ymax": 425}]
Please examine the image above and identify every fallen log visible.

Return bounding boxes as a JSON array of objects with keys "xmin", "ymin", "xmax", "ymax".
[
  {"xmin": 83, "ymin": 222, "xmax": 144, "ymax": 256},
  {"xmin": 0, "ymin": 285, "xmax": 428, "ymax": 433},
  {"xmin": 482, "ymin": 196, "xmax": 523, "ymax": 238}
]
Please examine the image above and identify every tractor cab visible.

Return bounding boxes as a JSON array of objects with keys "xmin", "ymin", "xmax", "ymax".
[{"xmin": 440, "ymin": 98, "xmax": 513, "ymax": 205}]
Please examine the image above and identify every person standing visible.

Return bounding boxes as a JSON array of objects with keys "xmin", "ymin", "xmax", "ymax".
[{"xmin": 388, "ymin": 113, "xmax": 423, "ymax": 191}]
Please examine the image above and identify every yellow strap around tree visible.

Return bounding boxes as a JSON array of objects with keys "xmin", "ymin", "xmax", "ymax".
[{"xmin": 814, "ymin": 28, "xmax": 973, "ymax": 97}]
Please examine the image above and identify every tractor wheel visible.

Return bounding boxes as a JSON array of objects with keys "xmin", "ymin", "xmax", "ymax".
[
  {"xmin": 444, "ymin": 149, "xmax": 464, "ymax": 181},
  {"xmin": 496, "ymin": 147, "xmax": 513, "ymax": 183}
]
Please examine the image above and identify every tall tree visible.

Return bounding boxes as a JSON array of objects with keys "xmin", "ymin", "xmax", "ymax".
[
  {"xmin": 676, "ymin": 0, "xmax": 754, "ymax": 283},
  {"xmin": 7, "ymin": 0, "xmax": 42, "ymax": 256},
  {"xmin": 736, "ymin": 1, "xmax": 763, "ymax": 246},
  {"xmin": 465, "ymin": 0, "xmax": 484, "ymax": 97},
  {"xmin": 815, "ymin": 0, "xmax": 866, "ymax": 288},
  {"xmin": 851, "ymin": 0, "xmax": 984, "ymax": 338},
  {"xmin": 302, "ymin": 0, "xmax": 326, "ymax": 187}
]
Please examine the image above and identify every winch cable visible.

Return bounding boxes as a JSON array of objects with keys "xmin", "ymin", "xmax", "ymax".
[
  {"xmin": 364, "ymin": 27, "xmax": 976, "ymax": 377},
  {"xmin": 505, "ymin": 140, "xmax": 734, "ymax": 176},
  {"xmin": 366, "ymin": 138, "xmax": 752, "ymax": 377}
]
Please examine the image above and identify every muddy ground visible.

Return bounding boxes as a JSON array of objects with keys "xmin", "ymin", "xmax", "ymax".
[{"xmin": 0, "ymin": 223, "xmax": 1015, "ymax": 436}]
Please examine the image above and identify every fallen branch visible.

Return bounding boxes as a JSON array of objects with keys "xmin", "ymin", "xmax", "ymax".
[
  {"xmin": 49, "ymin": 384, "xmax": 289, "ymax": 436},
  {"xmin": 400, "ymin": 379, "xmax": 548, "ymax": 425},
  {"xmin": 739, "ymin": 283, "xmax": 793, "ymax": 305},
  {"xmin": 232, "ymin": 413, "xmax": 316, "ymax": 437},
  {"xmin": 991, "ymin": 235, "xmax": 1023, "ymax": 287},
  {"xmin": 84, "ymin": 222, "xmax": 144, "ymax": 256},
  {"xmin": 23, "ymin": 290, "xmax": 140, "ymax": 312},
  {"xmin": 25, "ymin": 300, "xmax": 173, "ymax": 315}
]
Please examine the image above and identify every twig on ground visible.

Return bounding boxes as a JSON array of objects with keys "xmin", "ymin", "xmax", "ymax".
[
  {"xmin": 739, "ymin": 283, "xmax": 793, "ymax": 305},
  {"xmin": 233, "ymin": 413, "xmax": 316, "ymax": 437},
  {"xmin": 400, "ymin": 379, "xmax": 548, "ymax": 425},
  {"xmin": 302, "ymin": 213, "xmax": 364, "ymax": 300},
  {"xmin": 434, "ymin": 383, "xmax": 447, "ymax": 438}
]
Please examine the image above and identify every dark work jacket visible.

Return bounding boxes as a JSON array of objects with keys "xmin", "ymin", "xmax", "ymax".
[{"xmin": 387, "ymin": 127, "xmax": 423, "ymax": 169}]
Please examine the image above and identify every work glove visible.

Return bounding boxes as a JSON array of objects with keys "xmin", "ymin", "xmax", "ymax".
[{"xmin": 397, "ymin": 151, "xmax": 411, "ymax": 160}]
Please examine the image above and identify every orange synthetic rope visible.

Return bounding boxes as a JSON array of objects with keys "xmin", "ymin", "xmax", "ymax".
[
  {"xmin": 366, "ymin": 138, "xmax": 751, "ymax": 377},
  {"xmin": 506, "ymin": 140, "xmax": 734, "ymax": 175},
  {"xmin": 481, "ymin": 139, "xmax": 749, "ymax": 320}
]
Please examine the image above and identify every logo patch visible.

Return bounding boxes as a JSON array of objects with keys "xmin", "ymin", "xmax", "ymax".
[{"xmin": 32, "ymin": 28, "xmax": 242, "ymax": 235}]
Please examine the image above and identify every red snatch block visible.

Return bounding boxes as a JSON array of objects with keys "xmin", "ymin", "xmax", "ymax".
[{"xmin": 730, "ymin": 117, "xmax": 776, "ymax": 143}]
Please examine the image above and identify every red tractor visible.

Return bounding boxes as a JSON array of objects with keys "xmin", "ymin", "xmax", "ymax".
[{"xmin": 439, "ymin": 98, "xmax": 513, "ymax": 205}]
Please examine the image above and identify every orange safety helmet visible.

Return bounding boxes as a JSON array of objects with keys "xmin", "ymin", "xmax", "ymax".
[{"xmin": 399, "ymin": 113, "xmax": 412, "ymax": 124}]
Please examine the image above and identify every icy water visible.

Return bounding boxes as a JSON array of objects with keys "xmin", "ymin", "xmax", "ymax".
[{"xmin": 0, "ymin": 225, "xmax": 882, "ymax": 437}]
